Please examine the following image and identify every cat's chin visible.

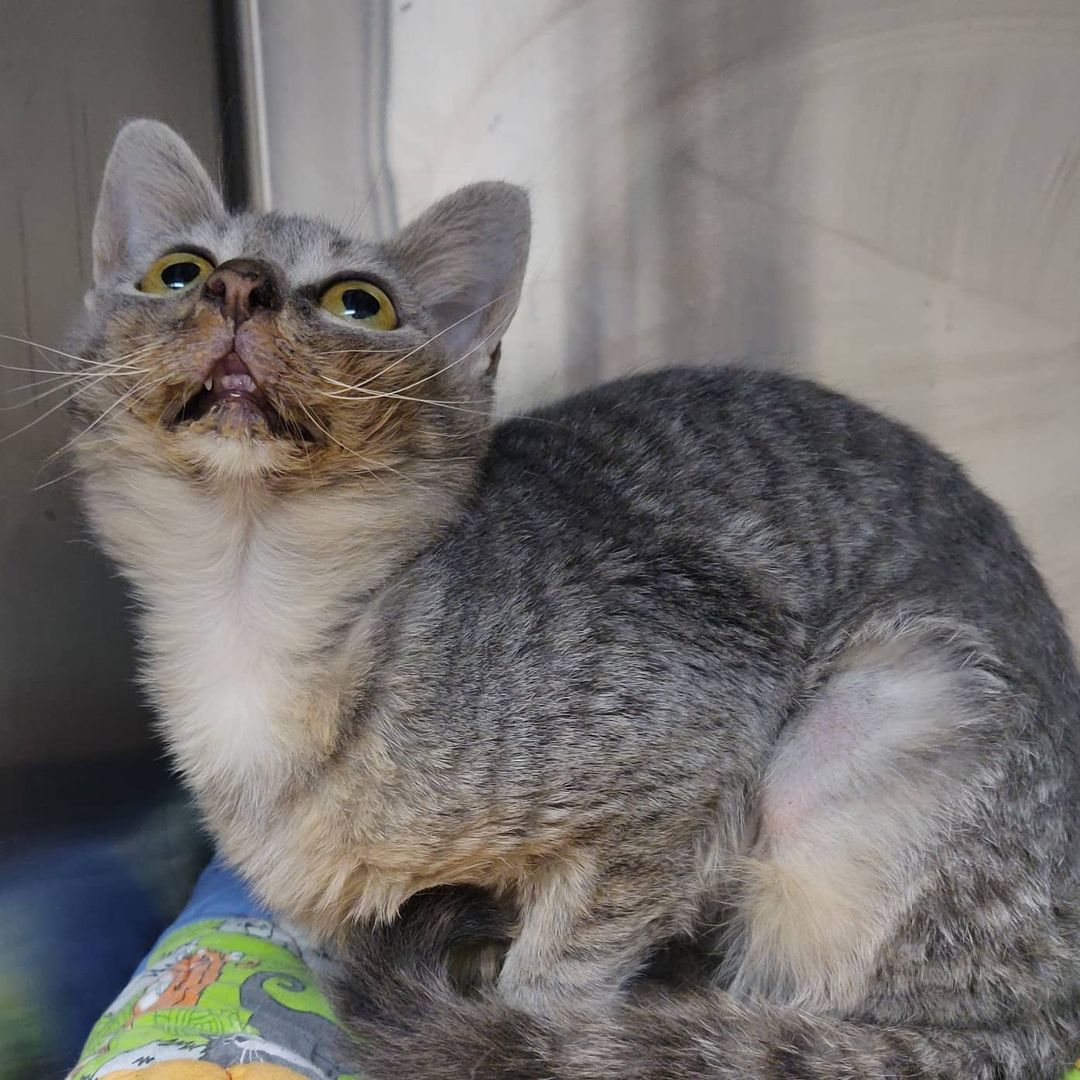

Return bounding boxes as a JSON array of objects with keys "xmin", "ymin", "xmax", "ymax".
[
  {"xmin": 170, "ymin": 425, "xmax": 295, "ymax": 480},
  {"xmin": 147, "ymin": 350, "xmax": 324, "ymax": 482},
  {"xmin": 173, "ymin": 398, "xmax": 311, "ymax": 450}
]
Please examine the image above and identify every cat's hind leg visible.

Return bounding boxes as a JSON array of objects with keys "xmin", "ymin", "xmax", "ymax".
[{"xmin": 722, "ymin": 609, "xmax": 1079, "ymax": 1025}]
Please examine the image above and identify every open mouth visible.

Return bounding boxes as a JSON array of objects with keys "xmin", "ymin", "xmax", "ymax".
[{"xmin": 173, "ymin": 353, "xmax": 313, "ymax": 441}]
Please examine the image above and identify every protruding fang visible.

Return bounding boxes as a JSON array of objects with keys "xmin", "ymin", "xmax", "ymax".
[{"xmin": 204, "ymin": 377, "xmax": 213, "ymax": 391}]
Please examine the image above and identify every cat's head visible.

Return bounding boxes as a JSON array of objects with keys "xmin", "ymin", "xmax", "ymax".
[{"xmin": 72, "ymin": 120, "xmax": 529, "ymax": 489}]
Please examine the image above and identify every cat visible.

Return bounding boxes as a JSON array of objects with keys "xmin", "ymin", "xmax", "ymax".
[{"xmin": 67, "ymin": 119, "xmax": 1080, "ymax": 1078}]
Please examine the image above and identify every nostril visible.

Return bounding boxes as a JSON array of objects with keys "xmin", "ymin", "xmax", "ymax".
[
  {"xmin": 249, "ymin": 282, "xmax": 277, "ymax": 310},
  {"xmin": 202, "ymin": 259, "xmax": 282, "ymax": 319}
]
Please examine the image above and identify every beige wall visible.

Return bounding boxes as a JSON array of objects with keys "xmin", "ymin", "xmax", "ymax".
[{"xmin": 261, "ymin": 0, "xmax": 1080, "ymax": 635}]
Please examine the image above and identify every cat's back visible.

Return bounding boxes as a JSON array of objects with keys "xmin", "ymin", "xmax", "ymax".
[
  {"xmin": 485, "ymin": 364, "xmax": 963, "ymax": 516},
  {"xmin": 477, "ymin": 363, "xmax": 969, "ymax": 575},
  {"xmin": 453, "ymin": 365, "xmax": 1074, "ymax": 701}
]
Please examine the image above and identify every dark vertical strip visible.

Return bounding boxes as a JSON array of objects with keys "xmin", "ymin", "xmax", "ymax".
[
  {"xmin": 211, "ymin": 0, "xmax": 251, "ymax": 211},
  {"xmin": 353, "ymin": 0, "xmax": 399, "ymax": 237},
  {"xmin": 371, "ymin": 0, "xmax": 399, "ymax": 234}
]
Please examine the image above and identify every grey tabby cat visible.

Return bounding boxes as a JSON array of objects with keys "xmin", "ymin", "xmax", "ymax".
[{"xmin": 70, "ymin": 120, "xmax": 1080, "ymax": 1078}]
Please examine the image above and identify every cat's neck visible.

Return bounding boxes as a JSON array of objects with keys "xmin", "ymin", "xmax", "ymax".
[{"xmin": 83, "ymin": 464, "xmax": 454, "ymax": 804}]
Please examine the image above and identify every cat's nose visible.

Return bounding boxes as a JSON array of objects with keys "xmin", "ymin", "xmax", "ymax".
[{"xmin": 202, "ymin": 258, "xmax": 283, "ymax": 323}]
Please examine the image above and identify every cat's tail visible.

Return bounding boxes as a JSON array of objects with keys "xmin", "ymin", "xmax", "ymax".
[{"xmin": 332, "ymin": 888, "xmax": 1074, "ymax": 1080}]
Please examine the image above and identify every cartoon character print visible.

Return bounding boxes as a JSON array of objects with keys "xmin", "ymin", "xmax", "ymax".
[
  {"xmin": 86, "ymin": 1033, "xmax": 332, "ymax": 1080},
  {"xmin": 131, "ymin": 948, "xmax": 245, "ymax": 1021},
  {"xmin": 99, "ymin": 942, "xmax": 200, "ymax": 1019},
  {"xmin": 87, "ymin": 1039, "xmax": 206, "ymax": 1078},
  {"xmin": 73, "ymin": 919, "xmax": 358, "ymax": 1080},
  {"xmin": 215, "ymin": 916, "xmax": 340, "ymax": 979},
  {"xmin": 202, "ymin": 1033, "xmax": 333, "ymax": 1077},
  {"xmin": 214, "ymin": 919, "xmax": 303, "ymax": 959},
  {"xmin": 236, "ymin": 972, "xmax": 346, "ymax": 1078}
]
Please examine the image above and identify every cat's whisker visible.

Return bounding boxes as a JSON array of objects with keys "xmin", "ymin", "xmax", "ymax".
[
  {"xmin": 0, "ymin": 354, "xmax": 157, "ymax": 404},
  {"xmin": 310, "ymin": 376, "xmax": 564, "ymax": 430},
  {"xmin": 33, "ymin": 431, "xmax": 127, "ymax": 489},
  {"xmin": 310, "ymin": 381, "xmax": 506, "ymax": 420},
  {"xmin": 300, "ymin": 290, "xmax": 518, "ymax": 388},
  {"xmin": 26, "ymin": 344, "xmax": 68, "ymax": 377},
  {"xmin": 0, "ymin": 360, "xmax": 123, "ymax": 377},
  {"xmin": 293, "ymin": 399, "xmax": 428, "ymax": 490},
  {"xmin": 4, "ymin": 341, "xmax": 163, "ymax": 415},
  {"xmin": 317, "ymin": 387, "xmax": 492, "ymax": 411},
  {"xmin": 299, "ymin": 427, "xmax": 317, "ymax": 485},
  {"xmin": 0, "ymin": 331, "xmax": 163, "ymax": 374},
  {"xmin": 420, "ymin": 427, "xmax": 488, "ymax": 442},
  {"xmin": 30, "ymin": 462, "xmax": 88, "ymax": 493},
  {"xmin": 347, "ymin": 289, "xmax": 519, "ymax": 392},
  {"xmin": 0, "ymin": 366, "xmax": 149, "ymax": 444},
  {"xmin": 5, "ymin": 367, "xmax": 111, "ymax": 393},
  {"xmin": 0, "ymin": 333, "xmax": 109, "ymax": 369},
  {"xmin": 292, "ymin": 400, "xmax": 386, "ymax": 485},
  {"xmin": 1, "ymin": 364, "xmax": 144, "ymax": 409},
  {"xmin": 389, "ymin": 311, "xmax": 513, "ymax": 398},
  {"xmin": 313, "ymin": 372, "xmax": 485, "ymax": 407},
  {"xmin": 79, "ymin": 342, "xmax": 164, "ymax": 369},
  {"xmin": 4, "ymin": 374, "xmax": 102, "ymax": 404},
  {"xmin": 309, "ymin": 311, "xmax": 511, "ymax": 413},
  {"xmin": 48, "ymin": 372, "xmax": 169, "ymax": 462},
  {"xmin": 302, "ymin": 345, "xmax": 413, "ymax": 358},
  {"xmin": 2, "ymin": 383, "xmax": 98, "ymax": 412}
]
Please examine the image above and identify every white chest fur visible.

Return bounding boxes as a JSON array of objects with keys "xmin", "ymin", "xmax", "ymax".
[{"xmin": 81, "ymin": 464, "xmax": 433, "ymax": 802}]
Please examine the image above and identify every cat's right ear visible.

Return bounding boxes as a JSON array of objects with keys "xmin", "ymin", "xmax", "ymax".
[
  {"xmin": 387, "ymin": 183, "xmax": 531, "ymax": 376},
  {"xmin": 92, "ymin": 119, "xmax": 224, "ymax": 285}
]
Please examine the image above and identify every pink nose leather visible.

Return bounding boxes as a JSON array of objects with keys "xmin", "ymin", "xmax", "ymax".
[{"xmin": 203, "ymin": 258, "xmax": 280, "ymax": 323}]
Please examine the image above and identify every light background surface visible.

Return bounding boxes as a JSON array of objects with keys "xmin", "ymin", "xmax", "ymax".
[{"xmin": 263, "ymin": 0, "xmax": 1080, "ymax": 640}]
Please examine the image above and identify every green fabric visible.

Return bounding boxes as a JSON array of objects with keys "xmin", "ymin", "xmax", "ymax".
[{"xmin": 70, "ymin": 918, "xmax": 359, "ymax": 1080}]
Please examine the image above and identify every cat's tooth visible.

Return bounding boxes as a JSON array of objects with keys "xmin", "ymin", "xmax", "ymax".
[
  {"xmin": 204, "ymin": 377, "xmax": 213, "ymax": 392},
  {"xmin": 221, "ymin": 374, "xmax": 256, "ymax": 392},
  {"xmin": 215, "ymin": 373, "xmax": 257, "ymax": 393}
]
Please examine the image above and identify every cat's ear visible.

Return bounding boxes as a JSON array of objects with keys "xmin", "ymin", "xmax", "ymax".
[
  {"xmin": 388, "ymin": 182, "xmax": 530, "ymax": 374},
  {"xmin": 92, "ymin": 119, "xmax": 224, "ymax": 285}
]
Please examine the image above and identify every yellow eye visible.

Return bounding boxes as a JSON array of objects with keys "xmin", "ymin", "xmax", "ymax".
[
  {"xmin": 138, "ymin": 252, "xmax": 215, "ymax": 294},
  {"xmin": 319, "ymin": 280, "xmax": 397, "ymax": 330}
]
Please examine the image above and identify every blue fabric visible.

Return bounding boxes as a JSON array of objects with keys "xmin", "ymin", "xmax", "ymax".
[
  {"xmin": 0, "ymin": 840, "xmax": 165, "ymax": 1072},
  {"xmin": 134, "ymin": 855, "xmax": 270, "ymax": 973},
  {"xmin": 0, "ymin": 802, "xmax": 206, "ymax": 1080}
]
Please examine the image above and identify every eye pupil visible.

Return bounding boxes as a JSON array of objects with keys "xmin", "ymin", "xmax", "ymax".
[
  {"xmin": 340, "ymin": 288, "xmax": 381, "ymax": 320},
  {"xmin": 318, "ymin": 279, "xmax": 397, "ymax": 329},
  {"xmin": 160, "ymin": 261, "xmax": 202, "ymax": 290}
]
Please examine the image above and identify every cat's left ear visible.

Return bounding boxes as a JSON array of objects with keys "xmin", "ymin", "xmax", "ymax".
[
  {"xmin": 387, "ymin": 182, "xmax": 530, "ymax": 376},
  {"xmin": 92, "ymin": 119, "xmax": 224, "ymax": 285}
]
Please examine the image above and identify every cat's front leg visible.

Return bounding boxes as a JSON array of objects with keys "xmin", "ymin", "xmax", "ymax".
[{"xmin": 496, "ymin": 848, "xmax": 706, "ymax": 1015}]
